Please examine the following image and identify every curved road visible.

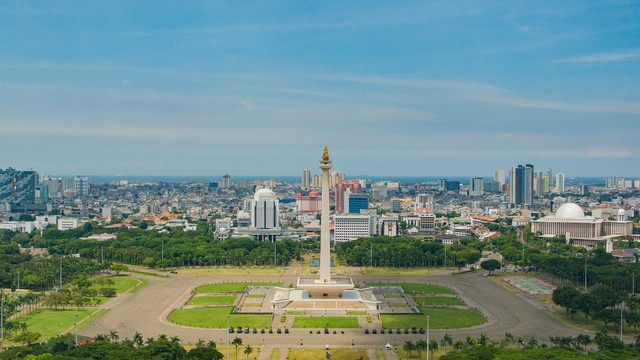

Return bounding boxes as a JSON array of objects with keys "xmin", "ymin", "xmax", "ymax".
[{"xmin": 79, "ymin": 269, "xmax": 579, "ymax": 347}]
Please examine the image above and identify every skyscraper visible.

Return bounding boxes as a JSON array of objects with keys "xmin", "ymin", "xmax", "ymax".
[
  {"xmin": 509, "ymin": 164, "xmax": 534, "ymax": 206},
  {"xmin": 493, "ymin": 169, "xmax": 506, "ymax": 189},
  {"xmin": 301, "ymin": 169, "xmax": 311, "ymax": 189},
  {"xmin": 335, "ymin": 180, "xmax": 362, "ymax": 214},
  {"xmin": 221, "ymin": 174, "xmax": 231, "ymax": 189},
  {"xmin": 311, "ymin": 174, "xmax": 320, "ymax": 188},
  {"xmin": 250, "ymin": 188, "xmax": 280, "ymax": 229},
  {"xmin": 555, "ymin": 172, "xmax": 566, "ymax": 194},
  {"xmin": 469, "ymin": 177, "xmax": 484, "ymax": 196},
  {"xmin": 545, "ymin": 168, "xmax": 553, "ymax": 186}
]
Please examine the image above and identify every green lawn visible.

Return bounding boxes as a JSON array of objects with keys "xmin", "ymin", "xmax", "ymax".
[
  {"xmin": 77, "ymin": 309, "xmax": 106, "ymax": 331},
  {"xmin": 346, "ymin": 311, "xmax": 367, "ymax": 315},
  {"xmin": 381, "ymin": 307, "xmax": 485, "ymax": 329},
  {"xmin": 247, "ymin": 294, "xmax": 265, "ymax": 298},
  {"xmin": 89, "ymin": 276, "xmax": 142, "ymax": 294},
  {"xmin": 414, "ymin": 296, "xmax": 464, "ymax": 306},
  {"xmin": 194, "ymin": 282, "xmax": 279, "ymax": 294},
  {"xmin": 21, "ymin": 308, "xmax": 95, "ymax": 342},
  {"xmin": 187, "ymin": 295, "xmax": 236, "ymax": 306},
  {"xmin": 368, "ymin": 283, "xmax": 454, "ymax": 294},
  {"xmin": 293, "ymin": 316, "xmax": 360, "ymax": 328},
  {"xmin": 168, "ymin": 307, "xmax": 272, "ymax": 328},
  {"xmin": 288, "ymin": 348, "xmax": 369, "ymax": 359}
]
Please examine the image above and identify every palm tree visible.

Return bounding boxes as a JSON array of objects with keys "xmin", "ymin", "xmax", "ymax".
[
  {"xmin": 145, "ymin": 337, "xmax": 155, "ymax": 345},
  {"xmin": 108, "ymin": 330, "xmax": 119, "ymax": 343},
  {"xmin": 232, "ymin": 337, "xmax": 243, "ymax": 360},
  {"xmin": 441, "ymin": 333, "xmax": 453, "ymax": 348},
  {"xmin": 415, "ymin": 339, "xmax": 427, "ymax": 359},
  {"xmin": 452, "ymin": 339, "xmax": 466, "ymax": 351},
  {"xmin": 403, "ymin": 341, "xmax": 415, "ymax": 360},
  {"xmin": 477, "ymin": 333, "xmax": 489, "ymax": 347},
  {"xmin": 575, "ymin": 333, "xmax": 591, "ymax": 352},
  {"xmin": 132, "ymin": 332, "xmax": 143, "ymax": 348},
  {"xmin": 243, "ymin": 345, "xmax": 253, "ymax": 360},
  {"xmin": 465, "ymin": 335, "xmax": 475, "ymax": 347},
  {"xmin": 195, "ymin": 338, "xmax": 205, "ymax": 349},
  {"xmin": 502, "ymin": 332, "xmax": 514, "ymax": 348},
  {"xmin": 170, "ymin": 336, "xmax": 180, "ymax": 343},
  {"xmin": 527, "ymin": 337, "xmax": 538, "ymax": 349},
  {"xmin": 158, "ymin": 333, "xmax": 168, "ymax": 341},
  {"xmin": 429, "ymin": 339, "xmax": 439, "ymax": 359},
  {"xmin": 207, "ymin": 340, "xmax": 218, "ymax": 349},
  {"xmin": 517, "ymin": 336, "xmax": 525, "ymax": 349}
]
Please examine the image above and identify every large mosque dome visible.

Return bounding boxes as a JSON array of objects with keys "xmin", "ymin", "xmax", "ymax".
[{"xmin": 555, "ymin": 203, "xmax": 585, "ymax": 219}]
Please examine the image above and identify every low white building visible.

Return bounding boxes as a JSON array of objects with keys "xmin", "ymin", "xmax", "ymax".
[
  {"xmin": 333, "ymin": 215, "xmax": 374, "ymax": 242},
  {"xmin": 0, "ymin": 221, "xmax": 36, "ymax": 233},
  {"xmin": 57, "ymin": 217, "xmax": 83, "ymax": 231}
]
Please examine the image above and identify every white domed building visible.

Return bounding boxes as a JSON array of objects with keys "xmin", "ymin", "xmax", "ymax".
[{"xmin": 531, "ymin": 203, "xmax": 633, "ymax": 249}]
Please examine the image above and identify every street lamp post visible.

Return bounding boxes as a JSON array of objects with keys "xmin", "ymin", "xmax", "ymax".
[
  {"xmin": 426, "ymin": 315, "xmax": 430, "ymax": 360},
  {"xmin": 227, "ymin": 315, "xmax": 230, "ymax": 360},
  {"xmin": 75, "ymin": 313, "xmax": 78, "ymax": 345}
]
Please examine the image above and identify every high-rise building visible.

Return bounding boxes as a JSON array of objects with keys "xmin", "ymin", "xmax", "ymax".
[
  {"xmin": 335, "ymin": 180, "xmax": 362, "ymax": 214},
  {"xmin": 469, "ymin": 177, "xmax": 484, "ymax": 196},
  {"xmin": 545, "ymin": 168, "xmax": 553, "ymax": 186},
  {"xmin": 533, "ymin": 171, "xmax": 543, "ymax": 196},
  {"xmin": 509, "ymin": 164, "xmax": 534, "ymax": 206},
  {"xmin": 0, "ymin": 168, "xmax": 37, "ymax": 205},
  {"xmin": 493, "ymin": 169, "xmax": 506, "ymax": 188},
  {"xmin": 74, "ymin": 176, "xmax": 89, "ymax": 197},
  {"xmin": 250, "ymin": 188, "xmax": 280, "ymax": 229},
  {"xmin": 437, "ymin": 178, "xmax": 447, "ymax": 191},
  {"xmin": 311, "ymin": 174, "xmax": 320, "ymax": 188},
  {"xmin": 346, "ymin": 193, "xmax": 369, "ymax": 214},
  {"xmin": 555, "ymin": 172, "xmax": 565, "ymax": 194},
  {"xmin": 220, "ymin": 174, "xmax": 231, "ymax": 189},
  {"xmin": 414, "ymin": 194, "xmax": 434, "ymax": 211},
  {"xmin": 333, "ymin": 215, "xmax": 374, "ymax": 242},
  {"xmin": 301, "ymin": 168, "xmax": 311, "ymax": 189}
]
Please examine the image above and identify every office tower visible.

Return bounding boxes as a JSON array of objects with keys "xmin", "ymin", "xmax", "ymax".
[
  {"xmin": 0, "ymin": 168, "xmax": 37, "ymax": 205},
  {"xmin": 311, "ymin": 174, "xmax": 320, "ymax": 188},
  {"xmin": 437, "ymin": 179, "xmax": 447, "ymax": 191},
  {"xmin": 346, "ymin": 193, "xmax": 369, "ymax": 214},
  {"xmin": 414, "ymin": 194, "xmax": 434, "ymax": 211},
  {"xmin": 509, "ymin": 164, "xmax": 534, "ymax": 206},
  {"xmin": 542, "ymin": 175, "xmax": 550, "ymax": 194},
  {"xmin": 493, "ymin": 169, "xmax": 506, "ymax": 188},
  {"xmin": 533, "ymin": 171, "xmax": 543, "ymax": 196},
  {"xmin": 301, "ymin": 168, "xmax": 311, "ymax": 188},
  {"xmin": 74, "ymin": 176, "xmax": 89, "ymax": 197},
  {"xmin": 222, "ymin": 174, "xmax": 231, "ymax": 189},
  {"xmin": 545, "ymin": 168, "xmax": 553, "ymax": 186},
  {"xmin": 250, "ymin": 188, "xmax": 280, "ymax": 229},
  {"xmin": 335, "ymin": 180, "xmax": 362, "ymax": 214},
  {"xmin": 333, "ymin": 214, "xmax": 374, "ymax": 242},
  {"xmin": 469, "ymin": 177, "xmax": 484, "ymax": 196},
  {"xmin": 555, "ymin": 172, "xmax": 565, "ymax": 194}
]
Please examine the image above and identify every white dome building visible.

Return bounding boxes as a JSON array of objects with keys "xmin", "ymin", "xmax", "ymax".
[
  {"xmin": 251, "ymin": 188, "xmax": 280, "ymax": 230},
  {"xmin": 531, "ymin": 202, "xmax": 633, "ymax": 249}
]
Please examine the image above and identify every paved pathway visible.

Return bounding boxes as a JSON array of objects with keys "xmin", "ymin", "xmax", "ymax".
[{"xmin": 79, "ymin": 269, "xmax": 579, "ymax": 351}]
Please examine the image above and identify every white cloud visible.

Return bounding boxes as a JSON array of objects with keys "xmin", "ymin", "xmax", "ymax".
[{"xmin": 554, "ymin": 50, "xmax": 640, "ymax": 63}]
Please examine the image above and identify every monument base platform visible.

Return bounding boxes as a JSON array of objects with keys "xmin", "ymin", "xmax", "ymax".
[{"xmin": 296, "ymin": 277, "xmax": 354, "ymax": 297}]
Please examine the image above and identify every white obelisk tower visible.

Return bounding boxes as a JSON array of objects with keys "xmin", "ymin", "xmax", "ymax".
[{"xmin": 319, "ymin": 145, "xmax": 332, "ymax": 283}]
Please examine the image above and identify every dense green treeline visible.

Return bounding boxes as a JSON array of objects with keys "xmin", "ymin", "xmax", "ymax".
[{"xmin": 335, "ymin": 236, "xmax": 482, "ymax": 267}]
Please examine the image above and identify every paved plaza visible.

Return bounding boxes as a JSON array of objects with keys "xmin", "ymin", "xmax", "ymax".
[{"xmin": 79, "ymin": 267, "xmax": 579, "ymax": 355}]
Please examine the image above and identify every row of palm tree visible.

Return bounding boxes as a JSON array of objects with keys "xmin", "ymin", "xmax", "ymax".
[{"xmin": 402, "ymin": 332, "xmax": 542, "ymax": 359}]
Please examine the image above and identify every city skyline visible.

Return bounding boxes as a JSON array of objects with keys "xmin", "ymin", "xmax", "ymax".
[{"xmin": 1, "ymin": 2, "xmax": 639, "ymax": 177}]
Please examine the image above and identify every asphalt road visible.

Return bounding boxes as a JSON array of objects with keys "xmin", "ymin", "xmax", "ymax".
[{"xmin": 79, "ymin": 269, "xmax": 579, "ymax": 348}]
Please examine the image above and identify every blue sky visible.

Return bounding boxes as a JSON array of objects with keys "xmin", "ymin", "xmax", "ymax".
[{"xmin": 1, "ymin": 1, "xmax": 638, "ymax": 177}]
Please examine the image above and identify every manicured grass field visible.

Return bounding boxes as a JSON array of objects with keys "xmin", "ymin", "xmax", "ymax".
[
  {"xmin": 22, "ymin": 308, "xmax": 95, "ymax": 342},
  {"xmin": 242, "ymin": 303, "xmax": 262, "ymax": 307},
  {"xmin": 168, "ymin": 307, "xmax": 271, "ymax": 328},
  {"xmin": 89, "ymin": 276, "xmax": 142, "ymax": 294},
  {"xmin": 288, "ymin": 348, "xmax": 369, "ymax": 359},
  {"xmin": 414, "ymin": 296, "xmax": 464, "ymax": 306},
  {"xmin": 360, "ymin": 267, "xmax": 446, "ymax": 276},
  {"xmin": 293, "ymin": 316, "xmax": 360, "ymax": 328},
  {"xmin": 247, "ymin": 294, "xmax": 265, "ymax": 298},
  {"xmin": 270, "ymin": 348, "xmax": 280, "ymax": 360},
  {"xmin": 367, "ymin": 283, "xmax": 454, "ymax": 295},
  {"xmin": 187, "ymin": 295, "xmax": 236, "ymax": 306},
  {"xmin": 286, "ymin": 310, "xmax": 305, "ymax": 315},
  {"xmin": 380, "ymin": 307, "xmax": 485, "ymax": 329},
  {"xmin": 194, "ymin": 282, "xmax": 280, "ymax": 294},
  {"xmin": 78, "ymin": 309, "xmax": 107, "ymax": 330}
]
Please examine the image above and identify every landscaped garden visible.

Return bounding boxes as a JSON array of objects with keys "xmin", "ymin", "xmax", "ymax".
[{"xmin": 169, "ymin": 307, "xmax": 272, "ymax": 328}]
